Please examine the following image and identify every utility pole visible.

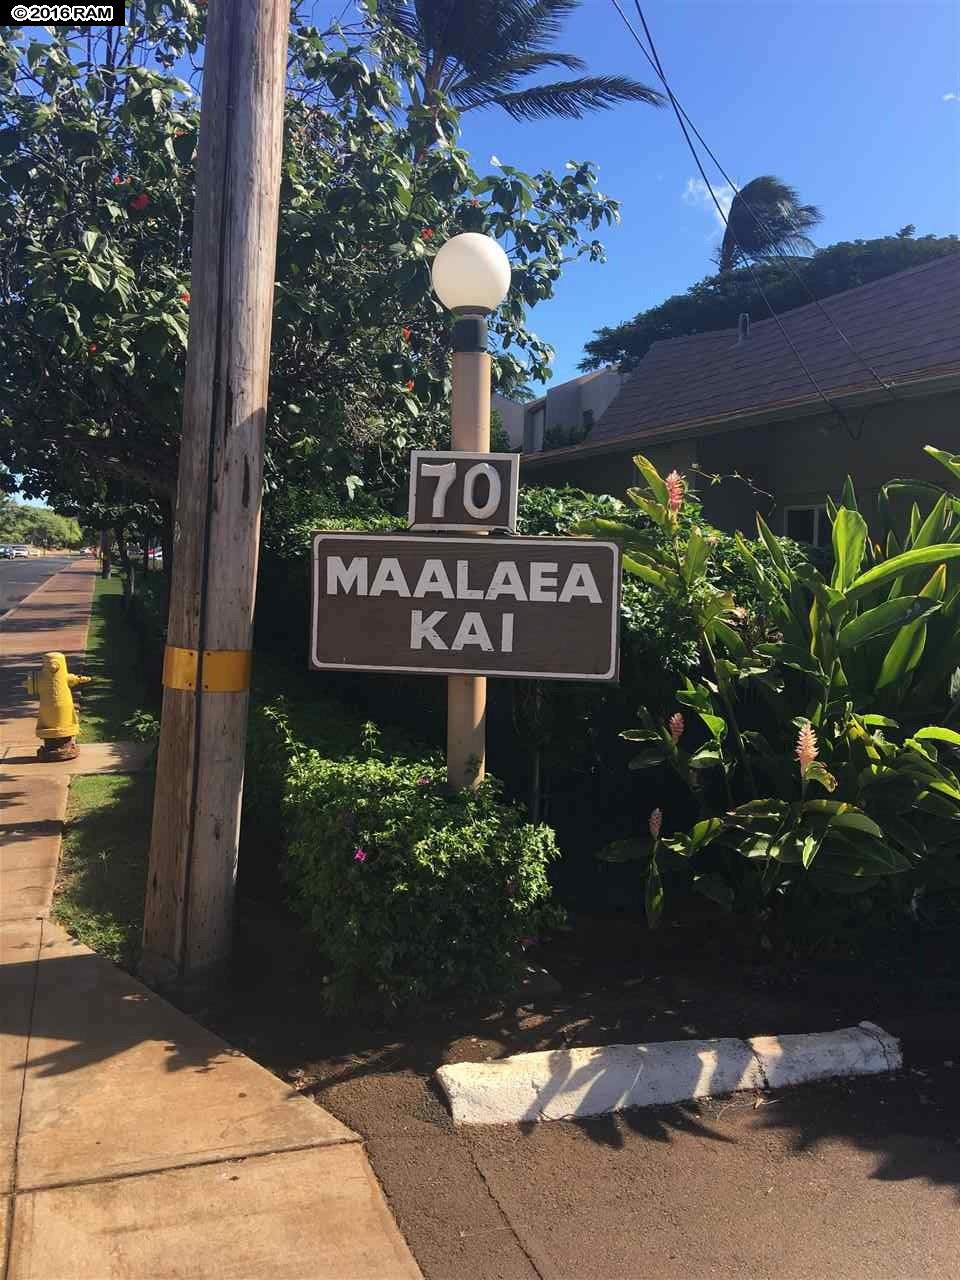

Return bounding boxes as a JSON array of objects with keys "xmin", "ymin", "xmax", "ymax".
[{"xmin": 141, "ymin": 0, "xmax": 290, "ymax": 985}]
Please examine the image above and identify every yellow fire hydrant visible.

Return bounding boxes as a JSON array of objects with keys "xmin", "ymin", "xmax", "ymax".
[{"xmin": 24, "ymin": 652, "xmax": 92, "ymax": 762}]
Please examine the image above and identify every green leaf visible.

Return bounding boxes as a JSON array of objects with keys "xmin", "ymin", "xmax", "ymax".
[
  {"xmin": 622, "ymin": 556, "xmax": 672, "ymax": 591},
  {"xmin": 625, "ymin": 492, "xmax": 669, "ymax": 529},
  {"xmin": 688, "ymin": 744, "xmax": 723, "ymax": 770},
  {"xmin": 803, "ymin": 760, "xmax": 838, "ymax": 793},
  {"xmin": 875, "ymin": 565, "xmax": 945, "ymax": 689},
  {"xmin": 645, "ymin": 856, "xmax": 664, "ymax": 929},
  {"xmin": 698, "ymin": 713, "xmax": 727, "ymax": 742},
  {"xmin": 913, "ymin": 726, "xmax": 960, "ymax": 747},
  {"xmin": 628, "ymin": 749, "xmax": 668, "ymax": 770},
  {"xmin": 924, "ymin": 444, "xmax": 960, "ymax": 485},
  {"xmin": 830, "ymin": 507, "xmax": 868, "ymax": 590},
  {"xmin": 756, "ymin": 514, "xmax": 791, "ymax": 580},
  {"xmin": 688, "ymin": 817, "xmax": 725, "ymax": 851},
  {"xmin": 711, "ymin": 618, "xmax": 746, "ymax": 658},
  {"xmin": 846, "ymin": 545, "xmax": 960, "ymax": 600},
  {"xmin": 692, "ymin": 873, "xmax": 733, "ymax": 909},
  {"xmin": 620, "ymin": 729, "xmax": 663, "ymax": 745},
  {"xmin": 800, "ymin": 831, "xmax": 823, "ymax": 868},
  {"xmin": 682, "ymin": 526, "xmax": 710, "ymax": 585},
  {"xmin": 837, "ymin": 596, "xmax": 941, "ymax": 651},
  {"xmin": 839, "ymin": 475, "xmax": 859, "ymax": 512},
  {"xmin": 757, "ymin": 642, "xmax": 826, "ymax": 680},
  {"xmin": 675, "ymin": 682, "xmax": 714, "ymax": 713},
  {"xmin": 632, "ymin": 454, "xmax": 669, "ymax": 505},
  {"xmin": 597, "ymin": 838, "xmax": 650, "ymax": 863}
]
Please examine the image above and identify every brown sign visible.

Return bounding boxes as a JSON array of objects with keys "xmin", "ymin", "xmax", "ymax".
[
  {"xmin": 311, "ymin": 533, "xmax": 620, "ymax": 681},
  {"xmin": 408, "ymin": 450, "xmax": 519, "ymax": 532}
]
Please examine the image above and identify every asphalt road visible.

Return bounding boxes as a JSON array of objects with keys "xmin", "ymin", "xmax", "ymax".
[{"xmin": 0, "ymin": 556, "xmax": 79, "ymax": 618}]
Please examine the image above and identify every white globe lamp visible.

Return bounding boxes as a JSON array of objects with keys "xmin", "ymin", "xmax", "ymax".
[{"xmin": 430, "ymin": 232, "xmax": 511, "ymax": 315}]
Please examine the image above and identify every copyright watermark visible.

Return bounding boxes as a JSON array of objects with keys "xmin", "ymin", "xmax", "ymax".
[{"xmin": 7, "ymin": 2, "xmax": 123, "ymax": 23}]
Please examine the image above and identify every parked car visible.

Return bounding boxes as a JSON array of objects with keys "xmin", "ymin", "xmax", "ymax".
[
  {"xmin": 8, "ymin": 545, "xmax": 30, "ymax": 558},
  {"xmin": 0, "ymin": 545, "xmax": 12, "ymax": 559}
]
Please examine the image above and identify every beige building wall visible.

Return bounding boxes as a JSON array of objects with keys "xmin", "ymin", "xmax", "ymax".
[
  {"xmin": 526, "ymin": 392, "xmax": 960, "ymax": 537},
  {"xmin": 765, "ymin": 393, "xmax": 960, "ymax": 533}
]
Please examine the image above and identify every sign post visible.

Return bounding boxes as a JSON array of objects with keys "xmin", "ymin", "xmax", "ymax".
[{"xmin": 447, "ymin": 324, "xmax": 491, "ymax": 789}]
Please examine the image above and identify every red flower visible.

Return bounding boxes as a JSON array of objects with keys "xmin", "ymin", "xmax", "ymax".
[
  {"xmin": 420, "ymin": 227, "xmax": 434, "ymax": 241},
  {"xmin": 180, "ymin": 291, "xmax": 191, "ymax": 304},
  {"xmin": 112, "ymin": 176, "xmax": 122, "ymax": 185},
  {"xmin": 470, "ymin": 199, "xmax": 480, "ymax": 207},
  {"xmin": 130, "ymin": 193, "xmax": 150, "ymax": 211},
  {"xmin": 401, "ymin": 326, "xmax": 411, "ymax": 343},
  {"xmin": 405, "ymin": 380, "xmax": 415, "ymax": 392},
  {"xmin": 88, "ymin": 343, "xmax": 98, "ymax": 354}
]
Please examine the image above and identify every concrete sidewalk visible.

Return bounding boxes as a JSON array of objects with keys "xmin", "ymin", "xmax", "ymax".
[{"xmin": 1, "ymin": 562, "xmax": 421, "ymax": 1279}]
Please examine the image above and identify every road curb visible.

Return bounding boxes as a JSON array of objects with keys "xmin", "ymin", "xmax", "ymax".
[{"xmin": 435, "ymin": 1021, "xmax": 902, "ymax": 1126}]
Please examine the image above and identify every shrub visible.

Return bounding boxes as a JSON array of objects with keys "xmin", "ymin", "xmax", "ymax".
[
  {"xmin": 282, "ymin": 738, "xmax": 561, "ymax": 1006},
  {"xmin": 586, "ymin": 451, "xmax": 960, "ymax": 949}
]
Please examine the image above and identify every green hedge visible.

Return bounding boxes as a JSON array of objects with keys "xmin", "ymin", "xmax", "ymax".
[{"xmin": 244, "ymin": 699, "xmax": 561, "ymax": 1005}]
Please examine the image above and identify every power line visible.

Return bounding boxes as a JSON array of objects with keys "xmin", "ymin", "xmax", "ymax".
[
  {"xmin": 610, "ymin": 0, "xmax": 896, "ymax": 412},
  {"xmin": 609, "ymin": 0, "xmax": 840, "ymax": 423}
]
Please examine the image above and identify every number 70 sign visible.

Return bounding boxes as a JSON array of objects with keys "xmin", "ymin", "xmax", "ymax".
[{"xmin": 407, "ymin": 450, "xmax": 519, "ymax": 533}]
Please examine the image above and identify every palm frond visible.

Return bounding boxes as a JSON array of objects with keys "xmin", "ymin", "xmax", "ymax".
[
  {"xmin": 495, "ymin": 0, "xmax": 583, "ymax": 54},
  {"xmin": 450, "ymin": 50, "xmax": 587, "ymax": 103},
  {"xmin": 718, "ymin": 175, "xmax": 823, "ymax": 272},
  {"xmin": 474, "ymin": 74, "xmax": 664, "ymax": 120}
]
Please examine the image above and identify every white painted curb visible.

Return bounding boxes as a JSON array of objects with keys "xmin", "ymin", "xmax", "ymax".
[{"xmin": 435, "ymin": 1021, "xmax": 901, "ymax": 1127}]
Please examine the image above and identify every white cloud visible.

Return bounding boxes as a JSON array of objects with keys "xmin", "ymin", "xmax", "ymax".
[
  {"xmin": 682, "ymin": 177, "xmax": 735, "ymax": 235},
  {"xmin": 944, "ymin": 91, "xmax": 960, "ymax": 101}
]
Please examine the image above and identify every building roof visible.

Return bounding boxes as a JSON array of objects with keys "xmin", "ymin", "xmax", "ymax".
[{"xmin": 531, "ymin": 254, "xmax": 960, "ymax": 460}]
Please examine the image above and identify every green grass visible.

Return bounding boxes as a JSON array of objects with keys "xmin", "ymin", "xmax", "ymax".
[
  {"xmin": 53, "ymin": 771, "xmax": 152, "ymax": 970},
  {"xmin": 79, "ymin": 573, "xmax": 151, "ymax": 742}
]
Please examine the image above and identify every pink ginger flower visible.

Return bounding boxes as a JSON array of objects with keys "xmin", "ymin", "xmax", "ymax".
[
  {"xmin": 353, "ymin": 848, "xmax": 367, "ymax": 863},
  {"xmin": 664, "ymin": 470, "xmax": 685, "ymax": 514},
  {"xmin": 796, "ymin": 722, "xmax": 818, "ymax": 774},
  {"xmin": 668, "ymin": 712, "xmax": 684, "ymax": 745},
  {"xmin": 649, "ymin": 808, "xmax": 663, "ymax": 839}
]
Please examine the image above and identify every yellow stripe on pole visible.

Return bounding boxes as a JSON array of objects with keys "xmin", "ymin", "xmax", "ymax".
[
  {"xmin": 201, "ymin": 649, "xmax": 253, "ymax": 692},
  {"xmin": 163, "ymin": 645, "xmax": 198, "ymax": 690},
  {"xmin": 162, "ymin": 647, "xmax": 252, "ymax": 692}
]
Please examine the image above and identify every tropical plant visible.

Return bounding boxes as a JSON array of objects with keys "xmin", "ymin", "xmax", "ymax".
[
  {"xmin": 716, "ymin": 175, "xmax": 822, "ymax": 273},
  {"xmin": 378, "ymin": 0, "xmax": 663, "ymax": 122},
  {"xmin": 578, "ymin": 452, "xmax": 960, "ymax": 938}
]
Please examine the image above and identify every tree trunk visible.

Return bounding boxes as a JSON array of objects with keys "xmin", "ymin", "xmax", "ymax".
[
  {"xmin": 114, "ymin": 523, "xmax": 135, "ymax": 605},
  {"xmin": 159, "ymin": 499, "xmax": 174, "ymax": 619},
  {"xmin": 99, "ymin": 529, "xmax": 112, "ymax": 579}
]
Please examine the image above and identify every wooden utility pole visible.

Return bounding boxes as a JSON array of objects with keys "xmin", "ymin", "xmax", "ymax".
[
  {"xmin": 141, "ymin": 0, "xmax": 290, "ymax": 985},
  {"xmin": 446, "ymin": 321, "xmax": 491, "ymax": 790}
]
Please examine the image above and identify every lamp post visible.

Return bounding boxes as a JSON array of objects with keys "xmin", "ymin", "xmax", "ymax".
[{"xmin": 431, "ymin": 233, "xmax": 512, "ymax": 790}]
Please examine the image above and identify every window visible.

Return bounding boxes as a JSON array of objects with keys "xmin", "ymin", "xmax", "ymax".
[
  {"xmin": 582, "ymin": 409, "xmax": 595, "ymax": 432},
  {"xmin": 524, "ymin": 404, "xmax": 546, "ymax": 452},
  {"xmin": 784, "ymin": 505, "xmax": 829, "ymax": 548}
]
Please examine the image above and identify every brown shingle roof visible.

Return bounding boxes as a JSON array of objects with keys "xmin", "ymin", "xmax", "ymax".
[{"xmin": 587, "ymin": 254, "xmax": 960, "ymax": 448}]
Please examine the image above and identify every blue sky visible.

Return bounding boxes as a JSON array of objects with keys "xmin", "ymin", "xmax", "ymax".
[{"xmin": 323, "ymin": 0, "xmax": 959, "ymax": 383}]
